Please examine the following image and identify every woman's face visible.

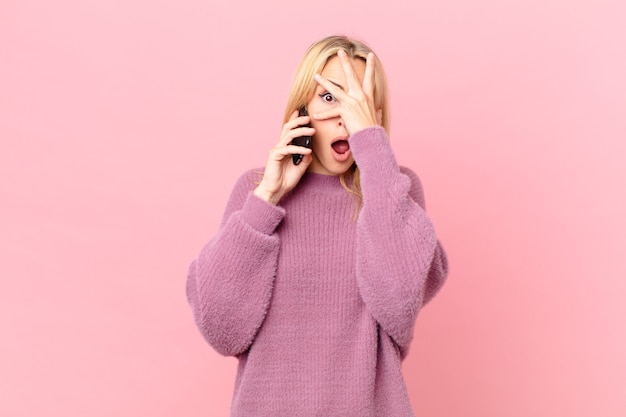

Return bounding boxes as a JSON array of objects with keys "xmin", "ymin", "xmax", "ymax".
[{"xmin": 306, "ymin": 55, "xmax": 367, "ymax": 176}]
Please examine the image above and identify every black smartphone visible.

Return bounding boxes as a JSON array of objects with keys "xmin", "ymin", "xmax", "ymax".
[{"xmin": 290, "ymin": 107, "xmax": 312, "ymax": 165}]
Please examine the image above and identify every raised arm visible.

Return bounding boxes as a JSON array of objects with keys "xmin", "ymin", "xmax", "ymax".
[{"xmin": 350, "ymin": 126, "xmax": 449, "ymax": 357}]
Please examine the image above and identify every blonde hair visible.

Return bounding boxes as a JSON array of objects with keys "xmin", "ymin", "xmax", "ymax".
[{"xmin": 283, "ymin": 35, "xmax": 391, "ymax": 207}]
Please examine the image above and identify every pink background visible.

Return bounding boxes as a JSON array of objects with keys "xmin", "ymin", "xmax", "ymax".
[{"xmin": 2, "ymin": 0, "xmax": 625, "ymax": 416}]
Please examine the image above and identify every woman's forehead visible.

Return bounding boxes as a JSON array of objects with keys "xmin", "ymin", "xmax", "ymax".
[{"xmin": 320, "ymin": 56, "xmax": 367, "ymax": 87}]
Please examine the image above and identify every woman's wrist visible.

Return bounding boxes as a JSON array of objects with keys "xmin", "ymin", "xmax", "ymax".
[{"xmin": 253, "ymin": 185, "xmax": 281, "ymax": 205}]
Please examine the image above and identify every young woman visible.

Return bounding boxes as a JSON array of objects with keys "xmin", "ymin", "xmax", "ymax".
[{"xmin": 186, "ymin": 35, "xmax": 449, "ymax": 416}]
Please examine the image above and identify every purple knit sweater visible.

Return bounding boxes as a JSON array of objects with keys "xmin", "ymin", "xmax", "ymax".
[{"xmin": 186, "ymin": 126, "xmax": 448, "ymax": 416}]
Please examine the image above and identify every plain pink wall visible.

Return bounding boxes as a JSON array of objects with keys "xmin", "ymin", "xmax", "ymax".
[{"xmin": 1, "ymin": 0, "xmax": 625, "ymax": 416}]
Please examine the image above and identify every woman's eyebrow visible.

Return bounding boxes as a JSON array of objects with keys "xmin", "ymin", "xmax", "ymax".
[{"xmin": 327, "ymin": 79, "xmax": 345, "ymax": 91}]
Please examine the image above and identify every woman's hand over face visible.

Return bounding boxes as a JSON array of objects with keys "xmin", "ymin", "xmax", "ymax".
[{"xmin": 312, "ymin": 50, "xmax": 381, "ymax": 135}]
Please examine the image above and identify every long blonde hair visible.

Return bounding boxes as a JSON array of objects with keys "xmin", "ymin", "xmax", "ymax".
[{"xmin": 283, "ymin": 35, "xmax": 391, "ymax": 206}]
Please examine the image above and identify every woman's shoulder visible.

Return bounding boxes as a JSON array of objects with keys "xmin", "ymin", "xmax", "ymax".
[
  {"xmin": 231, "ymin": 167, "xmax": 264, "ymax": 192},
  {"xmin": 220, "ymin": 168, "xmax": 264, "ymax": 213}
]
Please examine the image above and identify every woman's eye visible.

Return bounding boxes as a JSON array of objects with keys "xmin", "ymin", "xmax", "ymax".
[{"xmin": 319, "ymin": 92, "xmax": 337, "ymax": 103}]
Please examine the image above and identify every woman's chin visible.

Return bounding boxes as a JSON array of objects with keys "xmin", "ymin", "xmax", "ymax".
[{"xmin": 309, "ymin": 157, "xmax": 355, "ymax": 176}]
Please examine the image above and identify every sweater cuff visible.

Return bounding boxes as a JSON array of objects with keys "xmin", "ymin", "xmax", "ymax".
[
  {"xmin": 239, "ymin": 192, "xmax": 286, "ymax": 235},
  {"xmin": 349, "ymin": 126, "xmax": 400, "ymax": 177}
]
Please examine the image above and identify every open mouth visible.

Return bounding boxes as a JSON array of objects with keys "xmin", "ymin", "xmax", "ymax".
[
  {"xmin": 331, "ymin": 139, "xmax": 350, "ymax": 155},
  {"xmin": 330, "ymin": 137, "xmax": 351, "ymax": 162}
]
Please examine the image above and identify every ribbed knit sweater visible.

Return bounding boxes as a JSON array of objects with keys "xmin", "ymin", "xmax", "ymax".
[{"xmin": 186, "ymin": 126, "xmax": 449, "ymax": 416}]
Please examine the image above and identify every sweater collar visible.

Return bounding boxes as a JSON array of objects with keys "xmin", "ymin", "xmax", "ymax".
[{"xmin": 298, "ymin": 171, "xmax": 347, "ymax": 191}]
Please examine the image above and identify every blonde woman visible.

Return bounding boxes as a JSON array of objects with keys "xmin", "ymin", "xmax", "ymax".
[{"xmin": 186, "ymin": 35, "xmax": 449, "ymax": 416}]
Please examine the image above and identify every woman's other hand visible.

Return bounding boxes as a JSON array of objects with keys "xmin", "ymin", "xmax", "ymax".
[{"xmin": 253, "ymin": 111, "xmax": 315, "ymax": 205}]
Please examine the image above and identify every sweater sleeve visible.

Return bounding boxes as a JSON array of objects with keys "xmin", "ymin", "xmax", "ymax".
[
  {"xmin": 185, "ymin": 170, "xmax": 285, "ymax": 357},
  {"xmin": 349, "ymin": 126, "xmax": 449, "ymax": 358}
]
